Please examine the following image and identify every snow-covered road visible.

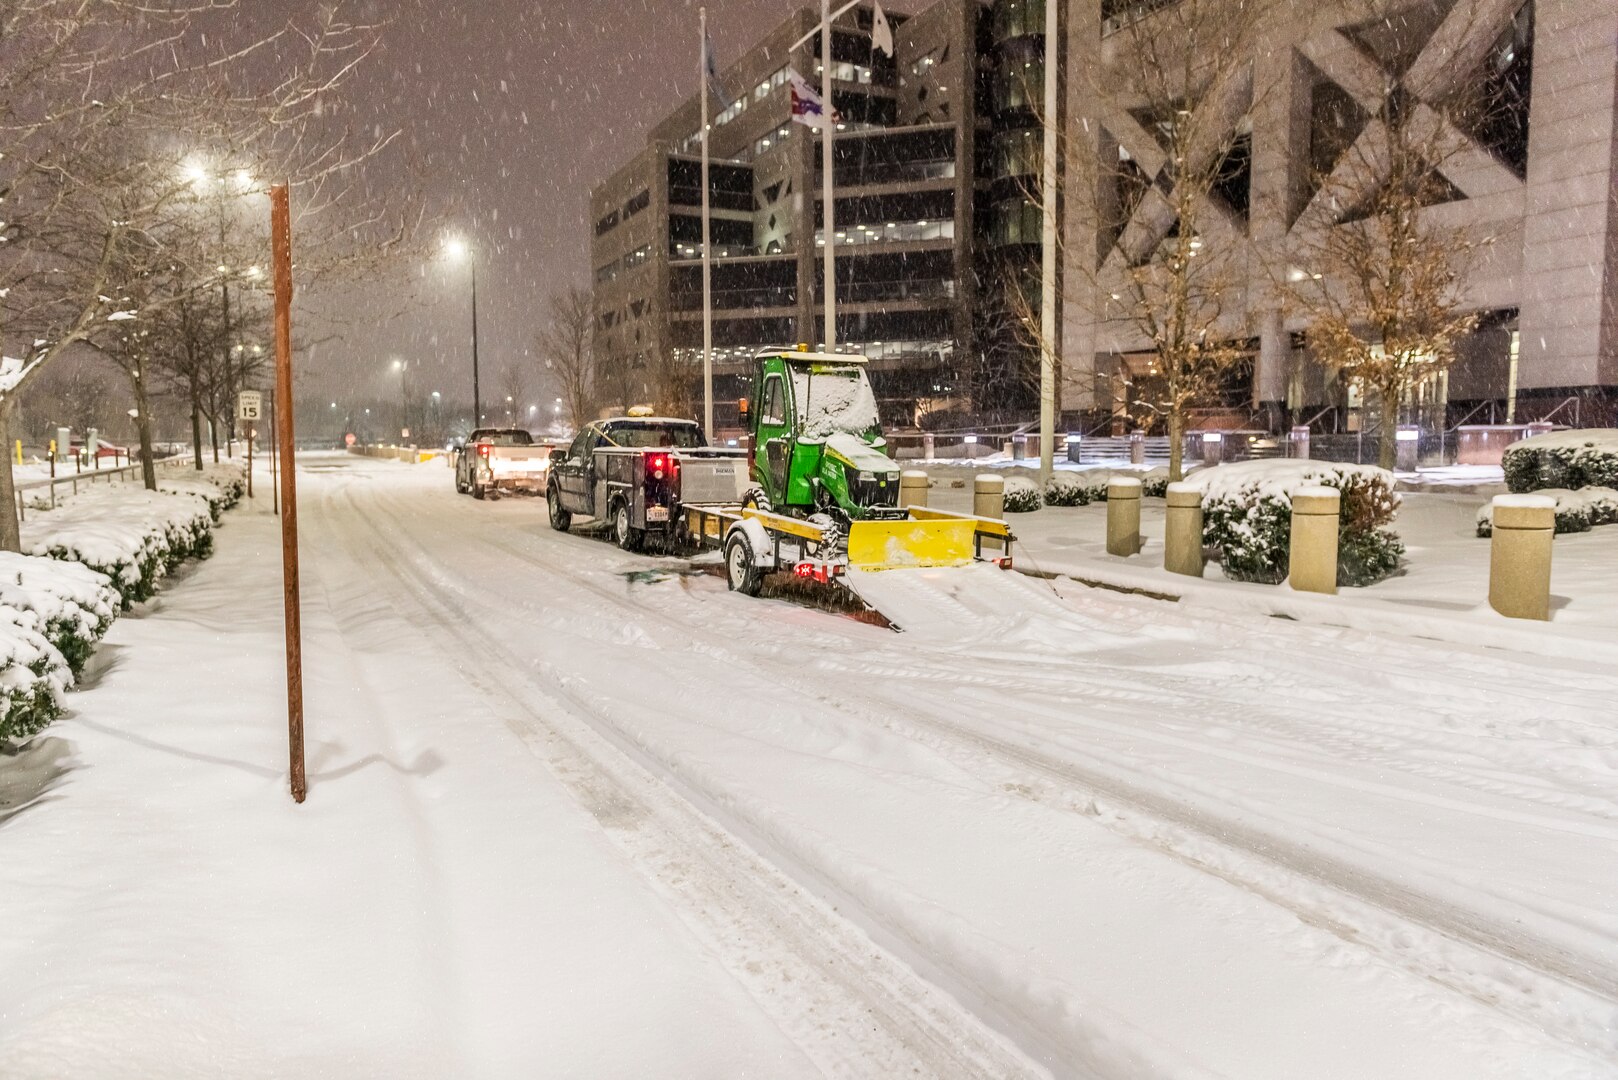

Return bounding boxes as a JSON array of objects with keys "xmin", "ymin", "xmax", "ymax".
[{"xmin": 4, "ymin": 453, "xmax": 1613, "ymax": 1077}]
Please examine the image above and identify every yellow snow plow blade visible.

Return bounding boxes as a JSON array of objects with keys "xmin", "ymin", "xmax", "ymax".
[{"xmin": 846, "ymin": 517, "xmax": 980, "ymax": 571}]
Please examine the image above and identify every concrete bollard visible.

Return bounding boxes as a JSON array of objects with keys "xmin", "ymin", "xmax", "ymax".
[
  {"xmin": 1129, "ymin": 430, "xmax": 1145, "ymax": 465},
  {"xmin": 922, "ymin": 433, "xmax": 935, "ymax": 460},
  {"xmin": 1106, "ymin": 476, "xmax": 1143, "ymax": 556},
  {"xmin": 1488, "ymin": 494, "xmax": 1555, "ymax": 621},
  {"xmin": 1164, "ymin": 482, "xmax": 1204, "ymax": 577},
  {"xmin": 974, "ymin": 474, "xmax": 1004, "ymax": 550},
  {"xmin": 900, "ymin": 469, "xmax": 929, "ymax": 509},
  {"xmin": 1288, "ymin": 485, "xmax": 1341, "ymax": 595},
  {"xmin": 1290, "ymin": 425, "xmax": 1310, "ymax": 460}
]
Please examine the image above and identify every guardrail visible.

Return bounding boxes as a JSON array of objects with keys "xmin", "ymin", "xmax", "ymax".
[{"xmin": 14, "ymin": 455, "xmax": 195, "ymax": 519}]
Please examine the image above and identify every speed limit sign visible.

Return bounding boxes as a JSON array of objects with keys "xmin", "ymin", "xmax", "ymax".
[{"xmin": 237, "ymin": 390, "xmax": 263, "ymax": 422}]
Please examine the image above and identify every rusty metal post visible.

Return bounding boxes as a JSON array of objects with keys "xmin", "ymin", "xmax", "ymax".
[
  {"xmin": 271, "ymin": 185, "xmax": 306, "ymax": 804},
  {"xmin": 269, "ymin": 392, "xmax": 280, "ymax": 516}
]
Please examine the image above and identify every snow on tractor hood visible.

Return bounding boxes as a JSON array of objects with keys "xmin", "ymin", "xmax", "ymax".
[{"xmin": 823, "ymin": 431, "xmax": 897, "ymax": 474}]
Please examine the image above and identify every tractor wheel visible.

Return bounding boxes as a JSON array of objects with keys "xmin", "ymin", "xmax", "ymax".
[
  {"xmin": 741, "ymin": 486, "xmax": 771, "ymax": 513},
  {"xmin": 724, "ymin": 529, "xmax": 764, "ymax": 596},
  {"xmin": 612, "ymin": 500, "xmax": 644, "ymax": 552},
  {"xmin": 547, "ymin": 486, "xmax": 572, "ymax": 532}
]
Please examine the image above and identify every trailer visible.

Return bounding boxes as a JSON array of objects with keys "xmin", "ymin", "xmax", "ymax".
[{"xmin": 678, "ymin": 500, "xmax": 1015, "ymax": 598}]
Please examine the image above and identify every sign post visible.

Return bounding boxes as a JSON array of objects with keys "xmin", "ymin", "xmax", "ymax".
[
  {"xmin": 271, "ymin": 185, "xmax": 307, "ymax": 804},
  {"xmin": 237, "ymin": 390, "xmax": 262, "ymax": 499}
]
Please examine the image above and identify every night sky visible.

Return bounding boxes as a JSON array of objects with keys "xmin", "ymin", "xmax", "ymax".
[{"xmin": 296, "ymin": 0, "xmax": 797, "ymax": 416}]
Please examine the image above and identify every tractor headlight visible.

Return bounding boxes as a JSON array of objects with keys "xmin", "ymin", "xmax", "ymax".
[{"xmin": 858, "ymin": 470, "xmax": 875, "ymax": 482}]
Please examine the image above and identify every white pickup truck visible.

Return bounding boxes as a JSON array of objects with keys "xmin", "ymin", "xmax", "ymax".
[{"xmin": 454, "ymin": 428, "xmax": 556, "ymax": 499}]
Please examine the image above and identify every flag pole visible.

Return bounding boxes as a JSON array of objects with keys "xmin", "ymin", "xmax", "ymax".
[
  {"xmin": 1038, "ymin": 0, "xmax": 1059, "ymax": 485},
  {"xmin": 821, "ymin": 0, "xmax": 836, "ymax": 353},
  {"xmin": 700, "ymin": 7, "xmax": 715, "ymax": 440}
]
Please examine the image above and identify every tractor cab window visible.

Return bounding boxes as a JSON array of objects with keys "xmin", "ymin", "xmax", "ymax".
[
  {"xmin": 790, "ymin": 364, "xmax": 879, "ymax": 438},
  {"xmin": 760, "ymin": 375, "xmax": 786, "ymax": 426}
]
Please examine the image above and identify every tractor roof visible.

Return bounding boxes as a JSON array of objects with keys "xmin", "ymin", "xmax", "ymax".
[{"xmin": 758, "ymin": 346, "xmax": 870, "ymax": 365}]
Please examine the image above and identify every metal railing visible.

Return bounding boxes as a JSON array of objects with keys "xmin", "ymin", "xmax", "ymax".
[{"xmin": 14, "ymin": 455, "xmax": 194, "ymax": 519}]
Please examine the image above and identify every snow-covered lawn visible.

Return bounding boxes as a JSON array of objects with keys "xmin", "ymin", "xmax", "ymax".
[{"xmin": 1, "ymin": 455, "xmax": 1612, "ymax": 1077}]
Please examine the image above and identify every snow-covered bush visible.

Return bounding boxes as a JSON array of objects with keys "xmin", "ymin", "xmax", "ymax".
[
  {"xmin": 160, "ymin": 468, "xmax": 245, "ymax": 523},
  {"xmin": 24, "ymin": 487, "xmax": 216, "ymax": 609},
  {"xmin": 1045, "ymin": 467, "xmax": 1171, "ymax": 506},
  {"xmin": 1476, "ymin": 486, "xmax": 1618, "ymax": 537},
  {"xmin": 1002, "ymin": 475, "xmax": 1044, "ymax": 513},
  {"xmin": 0, "ymin": 619, "xmax": 69, "ymax": 743},
  {"xmin": 1503, "ymin": 429, "xmax": 1618, "ymax": 493},
  {"xmin": 1195, "ymin": 460, "xmax": 1403, "ymax": 587},
  {"xmin": 0, "ymin": 553, "xmax": 119, "ymax": 679}
]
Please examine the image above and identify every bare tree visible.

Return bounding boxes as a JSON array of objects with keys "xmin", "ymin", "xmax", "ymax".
[
  {"xmin": 1287, "ymin": 0, "xmax": 1507, "ymax": 470},
  {"xmin": 539, "ymin": 286, "xmax": 595, "ymax": 430},
  {"xmin": 1069, "ymin": 0, "xmax": 1275, "ymax": 480}
]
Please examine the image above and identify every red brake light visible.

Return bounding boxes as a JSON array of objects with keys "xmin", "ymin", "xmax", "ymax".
[
  {"xmin": 650, "ymin": 455, "xmax": 665, "ymax": 470},
  {"xmin": 477, "ymin": 443, "xmax": 491, "ymax": 457}
]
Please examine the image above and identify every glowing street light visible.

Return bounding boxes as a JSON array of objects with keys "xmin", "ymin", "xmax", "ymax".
[{"xmin": 443, "ymin": 235, "xmax": 480, "ymax": 424}]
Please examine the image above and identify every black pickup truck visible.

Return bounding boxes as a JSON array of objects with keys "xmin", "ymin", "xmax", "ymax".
[{"xmin": 546, "ymin": 415, "xmax": 745, "ymax": 550}]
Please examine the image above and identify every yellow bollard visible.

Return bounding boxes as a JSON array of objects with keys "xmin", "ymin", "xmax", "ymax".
[
  {"xmin": 1164, "ymin": 481, "xmax": 1204, "ymax": 577},
  {"xmin": 900, "ymin": 469, "xmax": 929, "ymax": 510},
  {"xmin": 13, "ymin": 440, "xmax": 20, "ymax": 465},
  {"xmin": 974, "ymin": 474, "xmax": 1004, "ymax": 551},
  {"xmin": 1488, "ymin": 494, "xmax": 1555, "ymax": 621},
  {"xmin": 1288, "ymin": 486, "xmax": 1340, "ymax": 595},
  {"xmin": 1106, "ymin": 476, "xmax": 1143, "ymax": 556}
]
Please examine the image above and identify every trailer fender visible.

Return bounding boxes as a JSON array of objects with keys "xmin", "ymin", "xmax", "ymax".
[{"xmin": 727, "ymin": 517, "xmax": 776, "ymax": 568}]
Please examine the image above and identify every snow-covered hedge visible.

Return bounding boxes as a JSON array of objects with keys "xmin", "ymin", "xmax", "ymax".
[
  {"xmin": 1193, "ymin": 460, "xmax": 1404, "ymax": 587},
  {"xmin": 1002, "ymin": 475, "xmax": 1044, "ymax": 513},
  {"xmin": 1503, "ymin": 429, "xmax": 1618, "ymax": 493},
  {"xmin": 159, "ymin": 466, "xmax": 246, "ymax": 523},
  {"xmin": 1476, "ymin": 486, "xmax": 1618, "ymax": 537},
  {"xmin": 0, "ymin": 468, "xmax": 243, "ymax": 742},
  {"xmin": 1045, "ymin": 467, "xmax": 1172, "ymax": 506}
]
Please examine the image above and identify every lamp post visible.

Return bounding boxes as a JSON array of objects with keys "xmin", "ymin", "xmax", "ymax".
[
  {"xmin": 444, "ymin": 237, "xmax": 480, "ymax": 427},
  {"xmin": 392, "ymin": 358, "xmax": 410, "ymax": 438}
]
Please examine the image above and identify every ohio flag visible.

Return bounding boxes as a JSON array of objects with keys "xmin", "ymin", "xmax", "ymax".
[{"xmin": 788, "ymin": 68, "xmax": 840, "ymax": 129}]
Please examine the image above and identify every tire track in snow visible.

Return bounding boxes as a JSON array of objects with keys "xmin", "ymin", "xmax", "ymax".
[
  {"xmin": 441, "ymin": 510, "xmax": 1618, "ymax": 1046},
  {"xmin": 321, "ymin": 477, "xmax": 1049, "ymax": 1080}
]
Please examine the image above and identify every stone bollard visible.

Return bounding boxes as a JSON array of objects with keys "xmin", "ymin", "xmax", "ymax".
[
  {"xmin": 900, "ymin": 469, "xmax": 929, "ymax": 509},
  {"xmin": 1129, "ymin": 430, "xmax": 1145, "ymax": 465},
  {"xmin": 1489, "ymin": 494, "xmax": 1555, "ymax": 621},
  {"xmin": 974, "ymin": 474, "xmax": 1004, "ymax": 551},
  {"xmin": 1164, "ymin": 482, "xmax": 1204, "ymax": 577},
  {"xmin": 1290, "ymin": 425, "xmax": 1310, "ymax": 460},
  {"xmin": 1106, "ymin": 476, "xmax": 1143, "ymax": 556},
  {"xmin": 1288, "ymin": 485, "xmax": 1340, "ymax": 595},
  {"xmin": 922, "ymin": 433, "xmax": 935, "ymax": 460}
]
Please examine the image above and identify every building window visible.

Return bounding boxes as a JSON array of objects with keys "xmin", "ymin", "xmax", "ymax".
[
  {"xmin": 753, "ymin": 122, "xmax": 792, "ymax": 158},
  {"xmin": 993, "ymin": 58, "xmax": 1042, "ymax": 112},
  {"xmin": 593, "ymin": 209, "xmax": 619, "ymax": 237},
  {"xmin": 754, "ymin": 66, "xmax": 789, "ymax": 100},
  {"xmin": 992, "ymin": 197, "xmax": 1041, "ymax": 246},
  {"xmin": 992, "ymin": 0, "xmax": 1045, "ymax": 41},
  {"xmin": 1462, "ymin": 0, "xmax": 1533, "ymax": 177},
  {"xmin": 1101, "ymin": 0, "xmax": 1182, "ymax": 38},
  {"xmin": 715, "ymin": 95, "xmax": 748, "ymax": 127},
  {"xmin": 594, "ymin": 261, "xmax": 620, "ymax": 284},
  {"xmin": 623, "ymin": 189, "xmax": 650, "ymax": 219}
]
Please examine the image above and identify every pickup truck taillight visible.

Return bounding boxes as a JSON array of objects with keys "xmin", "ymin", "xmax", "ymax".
[
  {"xmin": 649, "ymin": 454, "xmax": 678, "ymax": 481},
  {"xmin": 477, "ymin": 443, "xmax": 491, "ymax": 458}
]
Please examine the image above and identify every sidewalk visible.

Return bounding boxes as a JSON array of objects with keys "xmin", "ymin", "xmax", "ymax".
[{"xmin": 921, "ymin": 466, "xmax": 1618, "ymax": 663}]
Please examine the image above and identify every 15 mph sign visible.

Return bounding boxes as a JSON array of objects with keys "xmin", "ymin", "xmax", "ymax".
[{"xmin": 237, "ymin": 390, "xmax": 263, "ymax": 422}]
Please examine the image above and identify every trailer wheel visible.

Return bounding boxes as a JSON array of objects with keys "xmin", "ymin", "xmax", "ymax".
[
  {"xmin": 547, "ymin": 486, "xmax": 572, "ymax": 532},
  {"xmin": 612, "ymin": 500, "xmax": 644, "ymax": 552},
  {"xmin": 724, "ymin": 529, "xmax": 764, "ymax": 596}
]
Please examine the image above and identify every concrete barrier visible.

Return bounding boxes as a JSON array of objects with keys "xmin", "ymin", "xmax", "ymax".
[
  {"xmin": 1164, "ymin": 482, "xmax": 1204, "ymax": 577},
  {"xmin": 900, "ymin": 470, "xmax": 929, "ymax": 509},
  {"xmin": 1489, "ymin": 494, "xmax": 1555, "ymax": 621},
  {"xmin": 1106, "ymin": 477, "xmax": 1142, "ymax": 556},
  {"xmin": 1288, "ymin": 486, "xmax": 1340, "ymax": 595},
  {"xmin": 974, "ymin": 474, "xmax": 1004, "ymax": 551}
]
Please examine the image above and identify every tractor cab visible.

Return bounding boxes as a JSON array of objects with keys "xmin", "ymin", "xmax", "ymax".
[{"xmin": 748, "ymin": 348, "xmax": 903, "ymax": 524}]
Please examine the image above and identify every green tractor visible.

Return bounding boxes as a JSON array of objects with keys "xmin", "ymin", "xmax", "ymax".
[{"xmin": 743, "ymin": 348, "xmax": 905, "ymax": 532}]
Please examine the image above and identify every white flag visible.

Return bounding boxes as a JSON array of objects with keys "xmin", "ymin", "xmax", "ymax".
[
  {"xmin": 788, "ymin": 68, "xmax": 839, "ymax": 129},
  {"xmin": 872, "ymin": 1, "xmax": 894, "ymax": 58}
]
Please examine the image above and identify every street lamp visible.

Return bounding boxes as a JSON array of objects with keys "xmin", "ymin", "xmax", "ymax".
[{"xmin": 444, "ymin": 236, "xmax": 480, "ymax": 426}]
